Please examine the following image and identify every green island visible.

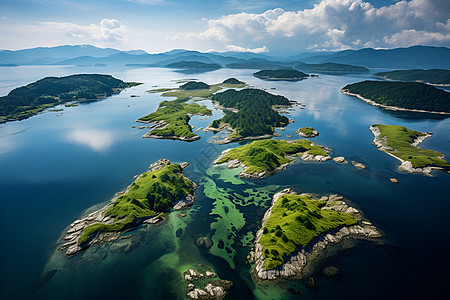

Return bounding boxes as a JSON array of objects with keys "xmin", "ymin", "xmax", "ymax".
[
  {"xmin": 260, "ymin": 193, "xmax": 357, "ymax": 269},
  {"xmin": 140, "ymin": 79, "xmax": 246, "ymax": 141},
  {"xmin": 166, "ymin": 61, "xmax": 222, "ymax": 70},
  {"xmin": 0, "ymin": 74, "xmax": 140, "ymax": 123},
  {"xmin": 138, "ymin": 98, "xmax": 212, "ymax": 141},
  {"xmin": 296, "ymin": 127, "xmax": 319, "ymax": 138},
  {"xmin": 214, "ymin": 139, "xmax": 330, "ymax": 178},
  {"xmin": 252, "ymin": 189, "xmax": 381, "ymax": 280},
  {"xmin": 342, "ymin": 80, "xmax": 450, "ymax": 114},
  {"xmin": 295, "ymin": 62, "xmax": 369, "ymax": 74},
  {"xmin": 180, "ymin": 81, "xmax": 211, "ymax": 90},
  {"xmin": 60, "ymin": 159, "xmax": 195, "ymax": 255},
  {"xmin": 253, "ymin": 69, "xmax": 309, "ymax": 81},
  {"xmin": 370, "ymin": 124, "xmax": 450, "ymax": 174},
  {"xmin": 373, "ymin": 69, "xmax": 450, "ymax": 85},
  {"xmin": 207, "ymin": 89, "xmax": 293, "ymax": 142}
]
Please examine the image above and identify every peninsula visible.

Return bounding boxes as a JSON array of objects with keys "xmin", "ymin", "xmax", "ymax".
[
  {"xmin": 342, "ymin": 80, "xmax": 450, "ymax": 114},
  {"xmin": 0, "ymin": 74, "xmax": 140, "ymax": 123},
  {"xmin": 206, "ymin": 88, "xmax": 295, "ymax": 143},
  {"xmin": 214, "ymin": 139, "xmax": 331, "ymax": 178},
  {"xmin": 140, "ymin": 79, "xmax": 246, "ymax": 141},
  {"xmin": 252, "ymin": 189, "xmax": 381, "ymax": 280},
  {"xmin": 59, "ymin": 159, "xmax": 196, "ymax": 255},
  {"xmin": 253, "ymin": 69, "xmax": 309, "ymax": 81},
  {"xmin": 373, "ymin": 69, "xmax": 450, "ymax": 86},
  {"xmin": 370, "ymin": 124, "xmax": 450, "ymax": 175}
]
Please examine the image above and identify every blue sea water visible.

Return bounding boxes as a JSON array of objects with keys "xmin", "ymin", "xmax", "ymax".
[{"xmin": 0, "ymin": 66, "xmax": 449, "ymax": 299}]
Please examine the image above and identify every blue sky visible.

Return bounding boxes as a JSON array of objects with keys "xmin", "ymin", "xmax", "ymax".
[{"xmin": 0, "ymin": 0, "xmax": 448, "ymax": 54}]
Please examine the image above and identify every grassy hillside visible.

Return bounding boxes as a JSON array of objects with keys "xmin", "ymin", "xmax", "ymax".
[
  {"xmin": 373, "ymin": 124, "xmax": 450, "ymax": 169},
  {"xmin": 216, "ymin": 139, "xmax": 328, "ymax": 175},
  {"xmin": 260, "ymin": 194, "xmax": 357, "ymax": 269},
  {"xmin": 342, "ymin": 80, "xmax": 450, "ymax": 113},
  {"xmin": 78, "ymin": 163, "xmax": 194, "ymax": 245},
  {"xmin": 138, "ymin": 98, "xmax": 211, "ymax": 139}
]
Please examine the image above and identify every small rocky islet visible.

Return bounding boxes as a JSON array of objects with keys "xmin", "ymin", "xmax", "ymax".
[{"xmin": 183, "ymin": 267, "xmax": 233, "ymax": 300}]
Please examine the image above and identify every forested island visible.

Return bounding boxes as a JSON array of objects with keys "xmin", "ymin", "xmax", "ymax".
[
  {"xmin": 180, "ymin": 81, "xmax": 211, "ymax": 90},
  {"xmin": 370, "ymin": 124, "xmax": 450, "ymax": 175},
  {"xmin": 373, "ymin": 69, "xmax": 450, "ymax": 86},
  {"xmin": 207, "ymin": 89, "xmax": 295, "ymax": 143},
  {"xmin": 214, "ymin": 139, "xmax": 330, "ymax": 178},
  {"xmin": 253, "ymin": 69, "xmax": 309, "ymax": 81},
  {"xmin": 252, "ymin": 189, "xmax": 381, "ymax": 280},
  {"xmin": 0, "ymin": 74, "xmax": 139, "ymax": 123},
  {"xmin": 166, "ymin": 61, "xmax": 222, "ymax": 71},
  {"xmin": 342, "ymin": 81, "xmax": 450, "ymax": 114},
  {"xmin": 60, "ymin": 159, "xmax": 195, "ymax": 256},
  {"xmin": 295, "ymin": 62, "xmax": 369, "ymax": 74}
]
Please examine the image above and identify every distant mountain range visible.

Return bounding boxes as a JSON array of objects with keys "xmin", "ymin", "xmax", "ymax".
[{"xmin": 0, "ymin": 44, "xmax": 449, "ymax": 71}]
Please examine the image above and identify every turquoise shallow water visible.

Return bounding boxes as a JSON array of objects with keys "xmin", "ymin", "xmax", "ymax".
[{"xmin": 0, "ymin": 66, "xmax": 449, "ymax": 299}]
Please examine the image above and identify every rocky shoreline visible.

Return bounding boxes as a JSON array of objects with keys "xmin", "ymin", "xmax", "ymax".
[
  {"xmin": 341, "ymin": 89, "xmax": 450, "ymax": 115},
  {"xmin": 59, "ymin": 159, "xmax": 195, "ymax": 256},
  {"xmin": 251, "ymin": 189, "xmax": 381, "ymax": 281},
  {"xmin": 213, "ymin": 141, "xmax": 331, "ymax": 179},
  {"xmin": 369, "ymin": 125, "xmax": 437, "ymax": 175}
]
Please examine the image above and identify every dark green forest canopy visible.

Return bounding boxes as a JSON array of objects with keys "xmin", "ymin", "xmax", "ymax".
[
  {"xmin": 0, "ymin": 74, "xmax": 138, "ymax": 121},
  {"xmin": 166, "ymin": 61, "xmax": 222, "ymax": 70},
  {"xmin": 179, "ymin": 81, "xmax": 211, "ymax": 90},
  {"xmin": 295, "ymin": 62, "xmax": 369, "ymax": 74},
  {"xmin": 210, "ymin": 88, "xmax": 290, "ymax": 138},
  {"xmin": 342, "ymin": 80, "xmax": 450, "ymax": 113},
  {"xmin": 222, "ymin": 78, "xmax": 243, "ymax": 84},
  {"xmin": 373, "ymin": 69, "xmax": 450, "ymax": 85},
  {"xmin": 253, "ymin": 69, "xmax": 308, "ymax": 80}
]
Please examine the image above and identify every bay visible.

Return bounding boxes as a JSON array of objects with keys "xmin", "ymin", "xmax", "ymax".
[{"xmin": 0, "ymin": 65, "xmax": 449, "ymax": 299}]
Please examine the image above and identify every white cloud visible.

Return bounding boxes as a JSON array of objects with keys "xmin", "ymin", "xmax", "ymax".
[
  {"xmin": 225, "ymin": 45, "xmax": 268, "ymax": 53},
  {"xmin": 179, "ymin": 0, "xmax": 450, "ymax": 53},
  {"xmin": 67, "ymin": 129, "xmax": 113, "ymax": 151},
  {"xmin": 39, "ymin": 19, "xmax": 128, "ymax": 44}
]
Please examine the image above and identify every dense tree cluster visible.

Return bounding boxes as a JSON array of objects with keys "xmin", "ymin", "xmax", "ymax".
[
  {"xmin": 179, "ymin": 81, "xmax": 211, "ymax": 90},
  {"xmin": 166, "ymin": 61, "xmax": 221, "ymax": 70},
  {"xmin": 222, "ymin": 78, "xmax": 242, "ymax": 84},
  {"xmin": 373, "ymin": 69, "xmax": 450, "ymax": 85},
  {"xmin": 295, "ymin": 62, "xmax": 369, "ymax": 74},
  {"xmin": 0, "ymin": 74, "xmax": 133, "ymax": 118},
  {"xmin": 253, "ymin": 69, "xmax": 308, "ymax": 80},
  {"xmin": 211, "ymin": 88, "xmax": 290, "ymax": 137},
  {"xmin": 343, "ymin": 80, "xmax": 450, "ymax": 112}
]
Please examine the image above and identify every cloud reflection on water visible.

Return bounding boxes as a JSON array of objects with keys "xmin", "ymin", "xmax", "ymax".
[{"xmin": 67, "ymin": 129, "xmax": 114, "ymax": 151}]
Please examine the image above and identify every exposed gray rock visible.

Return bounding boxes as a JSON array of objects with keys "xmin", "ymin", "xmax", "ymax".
[
  {"xmin": 252, "ymin": 190, "xmax": 381, "ymax": 281},
  {"xmin": 333, "ymin": 156, "xmax": 348, "ymax": 164}
]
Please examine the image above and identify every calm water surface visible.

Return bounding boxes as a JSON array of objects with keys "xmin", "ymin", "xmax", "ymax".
[{"xmin": 0, "ymin": 66, "xmax": 449, "ymax": 300}]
